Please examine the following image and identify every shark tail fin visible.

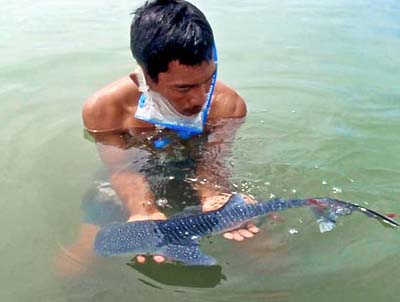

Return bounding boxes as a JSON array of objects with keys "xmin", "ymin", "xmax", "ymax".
[{"xmin": 307, "ymin": 198, "xmax": 400, "ymax": 233}]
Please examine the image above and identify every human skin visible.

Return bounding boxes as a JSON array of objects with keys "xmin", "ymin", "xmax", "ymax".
[{"xmin": 82, "ymin": 60, "xmax": 260, "ymax": 264}]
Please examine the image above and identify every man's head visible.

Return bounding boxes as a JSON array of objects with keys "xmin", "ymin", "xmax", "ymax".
[
  {"xmin": 131, "ymin": 0, "xmax": 214, "ymax": 82},
  {"xmin": 131, "ymin": 0, "xmax": 216, "ymax": 116}
]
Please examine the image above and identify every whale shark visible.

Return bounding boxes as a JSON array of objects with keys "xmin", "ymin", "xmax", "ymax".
[{"xmin": 94, "ymin": 194, "xmax": 398, "ymax": 265}]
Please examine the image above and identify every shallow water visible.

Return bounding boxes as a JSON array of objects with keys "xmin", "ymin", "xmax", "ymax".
[{"xmin": 1, "ymin": 0, "xmax": 400, "ymax": 301}]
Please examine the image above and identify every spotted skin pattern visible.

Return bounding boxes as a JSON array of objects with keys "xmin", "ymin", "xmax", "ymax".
[{"xmin": 94, "ymin": 194, "xmax": 398, "ymax": 265}]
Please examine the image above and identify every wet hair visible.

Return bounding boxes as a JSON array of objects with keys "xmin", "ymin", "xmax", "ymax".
[{"xmin": 130, "ymin": 0, "xmax": 214, "ymax": 81}]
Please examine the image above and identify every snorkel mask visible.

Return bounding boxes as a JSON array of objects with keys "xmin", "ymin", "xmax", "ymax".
[{"xmin": 135, "ymin": 44, "xmax": 218, "ymax": 140}]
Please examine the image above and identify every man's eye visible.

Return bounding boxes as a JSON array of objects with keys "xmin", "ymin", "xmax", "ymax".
[{"xmin": 176, "ymin": 87, "xmax": 191, "ymax": 93}]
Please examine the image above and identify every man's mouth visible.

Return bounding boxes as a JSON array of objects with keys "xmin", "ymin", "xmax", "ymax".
[{"xmin": 183, "ymin": 106, "xmax": 203, "ymax": 116}]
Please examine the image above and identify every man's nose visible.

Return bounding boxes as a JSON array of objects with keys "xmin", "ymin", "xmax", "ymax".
[{"xmin": 188, "ymin": 84, "xmax": 209, "ymax": 106}]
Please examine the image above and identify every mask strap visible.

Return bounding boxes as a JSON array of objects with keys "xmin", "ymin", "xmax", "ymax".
[
  {"xmin": 200, "ymin": 43, "xmax": 218, "ymax": 127},
  {"xmin": 136, "ymin": 67, "xmax": 149, "ymax": 93}
]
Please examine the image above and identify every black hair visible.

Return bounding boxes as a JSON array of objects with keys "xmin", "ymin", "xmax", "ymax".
[{"xmin": 130, "ymin": 0, "xmax": 214, "ymax": 81}]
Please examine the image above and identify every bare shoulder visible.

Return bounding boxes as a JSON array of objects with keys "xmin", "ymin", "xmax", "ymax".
[
  {"xmin": 209, "ymin": 81, "xmax": 247, "ymax": 119},
  {"xmin": 82, "ymin": 75, "xmax": 140, "ymax": 131}
]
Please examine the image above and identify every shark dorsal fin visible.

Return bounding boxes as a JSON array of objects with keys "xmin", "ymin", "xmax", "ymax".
[
  {"xmin": 220, "ymin": 194, "xmax": 246, "ymax": 211},
  {"xmin": 169, "ymin": 205, "xmax": 203, "ymax": 220}
]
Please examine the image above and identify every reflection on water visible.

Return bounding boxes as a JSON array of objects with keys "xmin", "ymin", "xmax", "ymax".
[{"xmin": 128, "ymin": 261, "xmax": 226, "ymax": 288}]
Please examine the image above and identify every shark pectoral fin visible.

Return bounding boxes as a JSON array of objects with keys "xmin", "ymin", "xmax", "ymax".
[{"xmin": 159, "ymin": 243, "xmax": 217, "ymax": 266}]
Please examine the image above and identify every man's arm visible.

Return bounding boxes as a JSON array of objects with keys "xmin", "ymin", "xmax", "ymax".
[
  {"xmin": 195, "ymin": 85, "xmax": 260, "ymax": 241},
  {"xmin": 196, "ymin": 81, "xmax": 247, "ymax": 198},
  {"xmin": 196, "ymin": 82, "xmax": 246, "ymax": 200},
  {"xmin": 195, "ymin": 118, "xmax": 242, "ymax": 199},
  {"xmin": 82, "ymin": 94, "xmax": 167, "ymax": 264},
  {"xmin": 82, "ymin": 96, "xmax": 164, "ymax": 222}
]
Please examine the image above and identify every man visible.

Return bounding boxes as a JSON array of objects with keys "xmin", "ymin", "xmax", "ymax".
[{"xmin": 81, "ymin": 0, "xmax": 259, "ymax": 265}]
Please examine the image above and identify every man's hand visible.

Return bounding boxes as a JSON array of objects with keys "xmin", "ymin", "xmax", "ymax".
[
  {"xmin": 201, "ymin": 194, "xmax": 260, "ymax": 241},
  {"xmin": 128, "ymin": 211, "xmax": 167, "ymax": 264}
]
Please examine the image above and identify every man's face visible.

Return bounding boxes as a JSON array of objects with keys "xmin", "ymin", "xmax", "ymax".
[{"xmin": 146, "ymin": 60, "xmax": 216, "ymax": 116}]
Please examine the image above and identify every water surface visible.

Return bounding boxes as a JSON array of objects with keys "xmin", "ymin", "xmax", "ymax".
[{"xmin": 1, "ymin": 0, "xmax": 399, "ymax": 301}]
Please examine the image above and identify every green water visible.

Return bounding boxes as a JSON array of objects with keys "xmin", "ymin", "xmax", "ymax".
[{"xmin": 1, "ymin": 0, "xmax": 400, "ymax": 301}]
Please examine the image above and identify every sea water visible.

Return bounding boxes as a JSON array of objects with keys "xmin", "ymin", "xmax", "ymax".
[{"xmin": 1, "ymin": 0, "xmax": 399, "ymax": 301}]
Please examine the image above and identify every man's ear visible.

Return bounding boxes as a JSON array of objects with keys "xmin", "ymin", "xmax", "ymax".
[{"xmin": 141, "ymin": 66, "xmax": 159, "ymax": 87}]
